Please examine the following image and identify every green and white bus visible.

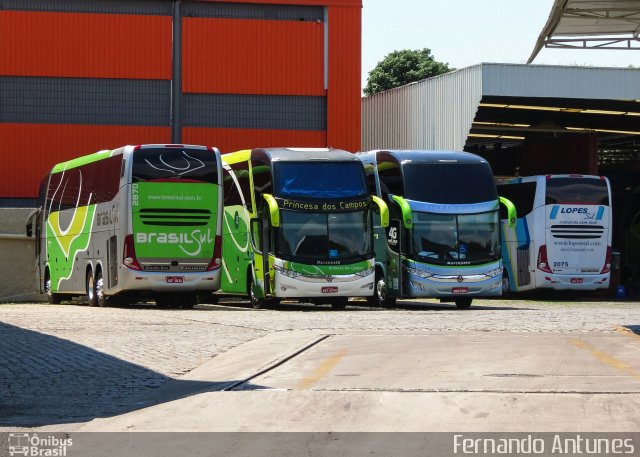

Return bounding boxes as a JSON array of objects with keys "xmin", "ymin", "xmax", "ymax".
[
  {"xmin": 26, "ymin": 144, "xmax": 223, "ymax": 308},
  {"xmin": 358, "ymin": 150, "xmax": 508, "ymax": 309},
  {"xmin": 219, "ymin": 148, "xmax": 388, "ymax": 309}
]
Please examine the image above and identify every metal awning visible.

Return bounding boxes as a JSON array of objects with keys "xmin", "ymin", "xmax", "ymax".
[{"xmin": 528, "ymin": 0, "xmax": 640, "ymax": 63}]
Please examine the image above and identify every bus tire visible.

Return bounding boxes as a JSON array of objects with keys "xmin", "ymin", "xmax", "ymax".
[
  {"xmin": 95, "ymin": 269, "xmax": 108, "ymax": 308},
  {"xmin": 87, "ymin": 270, "xmax": 98, "ymax": 307},
  {"xmin": 248, "ymin": 276, "xmax": 266, "ymax": 309},
  {"xmin": 45, "ymin": 269, "xmax": 61, "ymax": 304},
  {"xmin": 368, "ymin": 270, "xmax": 395, "ymax": 308},
  {"xmin": 454, "ymin": 297, "xmax": 472, "ymax": 309}
]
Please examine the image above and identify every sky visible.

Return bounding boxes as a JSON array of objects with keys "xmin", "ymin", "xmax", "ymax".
[{"xmin": 361, "ymin": 0, "xmax": 638, "ymax": 88}]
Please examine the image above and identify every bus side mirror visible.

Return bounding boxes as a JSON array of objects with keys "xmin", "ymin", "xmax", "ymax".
[
  {"xmin": 499, "ymin": 197, "xmax": 517, "ymax": 229},
  {"xmin": 262, "ymin": 193, "xmax": 280, "ymax": 228},
  {"xmin": 250, "ymin": 218, "xmax": 263, "ymax": 253},
  {"xmin": 389, "ymin": 195, "xmax": 413, "ymax": 229},
  {"xmin": 25, "ymin": 208, "xmax": 40, "ymax": 237},
  {"xmin": 371, "ymin": 195, "xmax": 389, "ymax": 228}
]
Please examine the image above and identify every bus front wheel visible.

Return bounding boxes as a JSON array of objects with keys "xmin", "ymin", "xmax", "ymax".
[
  {"xmin": 45, "ymin": 270, "xmax": 61, "ymax": 304},
  {"xmin": 501, "ymin": 270, "xmax": 511, "ymax": 297},
  {"xmin": 368, "ymin": 271, "xmax": 396, "ymax": 308},
  {"xmin": 248, "ymin": 276, "xmax": 266, "ymax": 309}
]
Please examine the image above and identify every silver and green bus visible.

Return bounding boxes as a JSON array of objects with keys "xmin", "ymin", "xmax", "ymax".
[
  {"xmin": 219, "ymin": 148, "xmax": 388, "ymax": 309},
  {"xmin": 358, "ymin": 150, "xmax": 508, "ymax": 309},
  {"xmin": 26, "ymin": 144, "xmax": 223, "ymax": 308}
]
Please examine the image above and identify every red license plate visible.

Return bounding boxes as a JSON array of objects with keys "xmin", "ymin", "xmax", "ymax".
[
  {"xmin": 166, "ymin": 276, "xmax": 184, "ymax": 284},
  {"xmin": 452, "ymin": 287, "xmax": 469, "ymax": 294},
  {"xmin": 321, "ymin": 286, "xmax": 338, "ymax": 293},
  {"xmin": 571, "ymin": 278, "xmax": 583, "ymax": 284}
]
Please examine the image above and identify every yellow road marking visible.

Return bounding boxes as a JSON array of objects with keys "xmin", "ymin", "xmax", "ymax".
[
  {"xmin": 296, "ymin": 349, "xmax": 348, "ymax": 389},
  {"xmin": 569, "ymin": 338, "xmax": 640, "ymax": 381}
]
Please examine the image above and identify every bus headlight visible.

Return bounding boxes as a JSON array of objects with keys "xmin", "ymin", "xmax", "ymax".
[
  {"xmin": 354, "ymin": 268, "xmax": 374, "ymax": 278},
  {"xmin": 485, "ymin": 268, "xmax": 502, "ymax": 278},
  {"xmin": 404, "ymin": 266, "xmax": 433, "ymax": 279},
  {"xmin": 273, "ymin": 264, "xmax": 299, "ymax": 278}
]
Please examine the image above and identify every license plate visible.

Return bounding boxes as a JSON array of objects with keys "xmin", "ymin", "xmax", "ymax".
[
  {"xmin": 321, "ymin": 286, "xmax": 338, "ymax": 293},
  {"xmin": 571, "ymin": 278, "xmax": 583, "ymax": 284},
  {"xmin": 452, "ymin": 287, "xmax": 468, "ymax": 294},
  {"xmin": 166, "ymin": 276, "xmax": 184, "ymax": 284}
]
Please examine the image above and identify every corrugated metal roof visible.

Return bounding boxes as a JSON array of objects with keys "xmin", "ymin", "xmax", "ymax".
[
  {"xmin": 362, "ymin": 63, "xmax": 640, "ymax": 152},
  {"xmin": 529, "ymin": 0, "xmax": 640, "ymax": 63}
]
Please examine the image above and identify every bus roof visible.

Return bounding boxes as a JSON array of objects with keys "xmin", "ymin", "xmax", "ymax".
[
  {"xmin": 50, "ymin": 149, "xmax": 115, "ymax": 174},
  {"xmin": 223, "ymin": 148, "xmax": 359, "ymax": 165},
  {"xmin": 360, "ymin": 150, "xmax": 488, "ymax": 165}
]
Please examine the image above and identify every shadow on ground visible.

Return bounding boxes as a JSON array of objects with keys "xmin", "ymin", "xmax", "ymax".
[{"xmin": 0, "ymin": 322, "xmax": 264, "ymax": 427}]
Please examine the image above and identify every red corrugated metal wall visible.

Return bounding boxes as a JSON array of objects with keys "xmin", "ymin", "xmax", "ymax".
[
  {"xmin": 183, "ymin": 18, "xmax": 325, "ymax": 96},
  {"xmin": 327, "ymin": 5, "xmax": 362, "ymax": 153},
  {"xmin": 0, "ymin": 11, "xmax": 172, "ymax": 79},
  {"xmin": 0, "ymin": 1, "xmax": 362, "ymax": 200}
]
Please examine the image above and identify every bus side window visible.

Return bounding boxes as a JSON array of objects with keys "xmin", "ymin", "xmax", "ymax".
[
  {"xmin": 228, "ymin": 161, "xmax": 253, "ymax": 212},
  {"xmin": 377, "ymin": 155, "xmax": 403, "ymax": 198},
  {"xmin": 222, "ymin": 168, "xmax": 242, "ymax": 206},
  {"xmin": 497, "ymin": 182, "xmax": 537, "ymax": 218}
]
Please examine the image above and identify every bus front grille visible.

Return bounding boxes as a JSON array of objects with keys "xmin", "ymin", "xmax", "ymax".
[
  {"xmin": 550, "ymin": 225, "xmax": 604, "ymax": 239},
  {"xmin": 139, "ymin": 208, "xmax": 211, "ymax": 227}
]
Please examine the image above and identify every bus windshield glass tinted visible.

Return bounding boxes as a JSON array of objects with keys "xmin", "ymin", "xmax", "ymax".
[
  {"xmin": 274, "ymin": 162, "xmax": 367, "ymax": 199},
  {"xmin": 276, "ymin": 210, "xmax": 371, "ymax": 262},
  {"xmin": 402, "ymin": 163, "xmax": 497, "ymax": 204},
  {"xmin": 411, "ymin": 211, "xmax": 500, "ymax": 265},
  {"xmin": 132, "ymin": 148, "xmax": 218, "ymax": 184},
  {"xmin": 545, "ymin": 178, "xmax": 609, "ymax": 205}
]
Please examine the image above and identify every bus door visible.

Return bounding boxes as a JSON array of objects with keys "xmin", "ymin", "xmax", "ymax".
[
  {"xmin": 249, "ymin": 217, "xmax": 270, "ymax": 298},
  {"xmin": 385, "ymin": 218, "xmax": 403, "ymax": 297}
]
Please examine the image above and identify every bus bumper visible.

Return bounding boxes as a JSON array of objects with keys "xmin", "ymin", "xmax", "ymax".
[
  {"xmin": 404, "ymin": 275, "xmax": 503, "ymax": 298},
  {"xmin": 273, "ymin": 271, "xmax": 375, "ymax": 298},
  {"xmin": 535, "ymin": 271, "xmax": 610, "ymax": 290},
  {"xmin": 116, "ymin": 267, "xmax": 221, "ymax": 293}
]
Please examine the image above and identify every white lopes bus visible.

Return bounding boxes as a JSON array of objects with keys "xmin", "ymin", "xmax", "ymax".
[{"xmin": 497, "ymin": 174, "xmax": 612, "ymax": 292}]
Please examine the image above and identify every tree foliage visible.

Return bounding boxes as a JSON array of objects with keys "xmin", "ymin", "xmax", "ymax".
[{"xmin": 364, "ymin": 48, "xmax": 453, "ymax": 96}]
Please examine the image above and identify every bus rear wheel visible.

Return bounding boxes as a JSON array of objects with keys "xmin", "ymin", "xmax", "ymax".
[
  {"xmin": 87, "ymin": 271, "xmax": 98, "ymax": 307},
  {"xmin": 454, "ymin": 297, "xmax": 472, "ymax": 309},
  {"xmin": 95, "ymin": 270, "xmax": 108, "ymax": 307}
]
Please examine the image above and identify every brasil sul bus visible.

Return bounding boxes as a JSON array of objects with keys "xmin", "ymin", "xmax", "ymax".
[
  {"xmin": 358, "ymin": 150, "xmax": 509, "ymax": 309},
  {"xmin": 26, "ymin": 144, "xmax": 223, "ymax": 308},
  {"xmin": 496, "ymin": 174, "xmax": 612, "ymax": 292},
  {"xmin": 219, "ymin": 148, "xmax": 388, "ymax": 309}
]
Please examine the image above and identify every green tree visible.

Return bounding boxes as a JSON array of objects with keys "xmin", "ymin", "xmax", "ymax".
[{"xmin": 364, "ymin": 48, "xmax": 453, "ymax": 96}]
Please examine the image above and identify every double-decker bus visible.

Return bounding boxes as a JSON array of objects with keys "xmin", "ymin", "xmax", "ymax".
[
  {"xmin": 26, "ymin": 144, "xmax": 223, "ymax": 308},
  {"xmin": 358, "ymin": 150, "xmax": 506, "ymax": 308},
  {"xmin": 219, "ymin": 148, "xmax": 388, "ymax": 309},
  {"xmin": 497, "ymin": 174, "xmax": 612, "ymax": 292}
]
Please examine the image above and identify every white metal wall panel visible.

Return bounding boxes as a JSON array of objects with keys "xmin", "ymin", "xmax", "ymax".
[
  {"xmin": 362, "ymin": 65, "xmax": 483, "ymax": 151},
  {"xmin": 482, "ymin": 63, "xmax": 640, "ymax": 100}
]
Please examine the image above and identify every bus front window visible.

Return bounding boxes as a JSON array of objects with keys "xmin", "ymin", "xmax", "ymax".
[
  {"xmin": 276, "ymin": 210, "xmax": 372, "ymax": 263},
  {"xmin": 411, "ymin": 211, "xmax": 500, "ymax": 264}
]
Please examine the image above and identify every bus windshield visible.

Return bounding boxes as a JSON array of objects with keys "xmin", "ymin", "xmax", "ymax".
[
  {"xmin": 132, "ymin": 147, "xmax": 218, "ymax": 184},
  {"xmin": 402, "ymin": 163, "xmax": 497, "ymax": 204},
  {"xmin": 411, "ymin": 211, "xmax": 500, "ymax": 265},
  {"xmin": 276, "ymin": 210, "xmax": 372, "ymax": 263},
  {"xmin": 545, "ymin": 177, "xmax": 609, "ymax": 205},
  {"xmin": 274, "ymin": 162, "xmax": 367, "ymax": 199}
]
